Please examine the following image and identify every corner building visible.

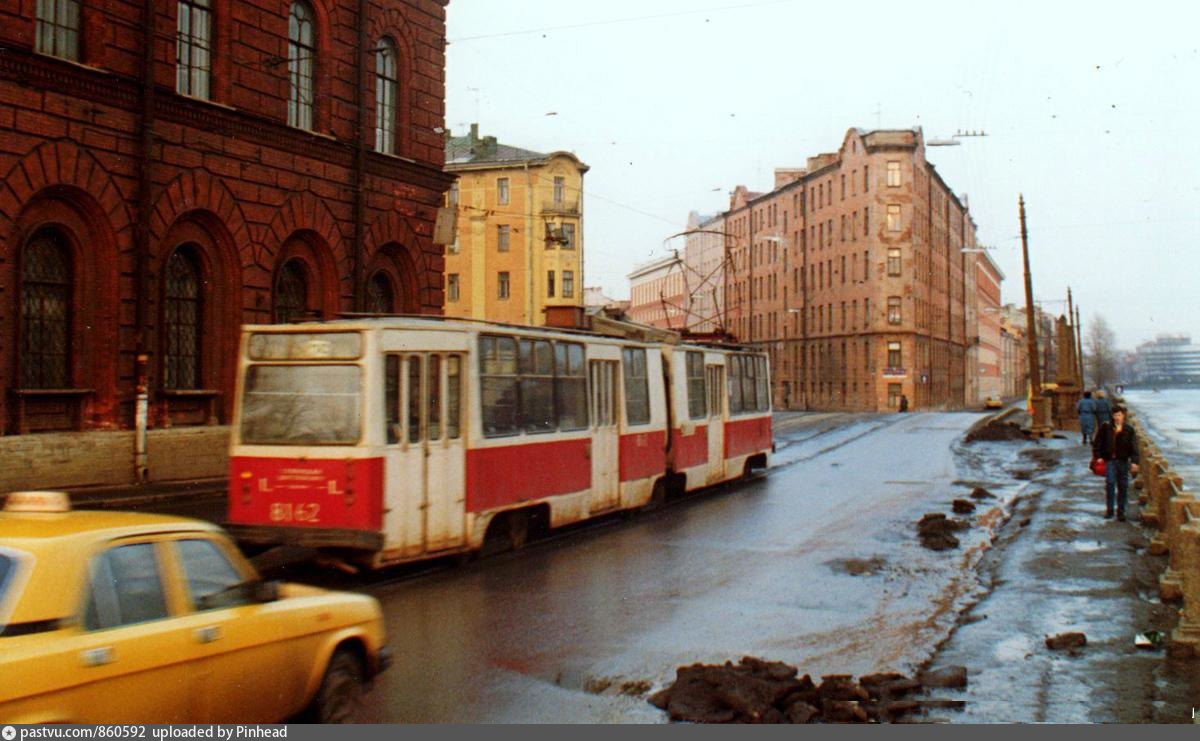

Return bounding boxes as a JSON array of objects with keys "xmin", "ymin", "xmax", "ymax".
[
  {"xmin": 443, "ymin": 125, "xmax": 587, "ymax": 327},
  {"xmin": 723, "ymin": 128, "xmax": 978, "ymax": 411},
  {"xmin": 0, "ymin": 0, "xmax": 451, "ymax": 439}
]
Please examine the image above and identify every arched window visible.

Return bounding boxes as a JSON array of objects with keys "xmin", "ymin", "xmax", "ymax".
[
  {"xmin": 274, "ymin": 258, "xmax": 309, "ymax": 323},
  {"xmin": 365, "ymin": 271, "xmax": 394, "ymax": 314},
  {"xmin": 287, "ymin": 1, "xmax": 315, "ymax": 130},
  {"xmin": 164, "ymin": 246, "xmax": 203, "ymax": 389},
  {"xmin": 374, "ymin": 37, "xmax": 398, "ymax": 154},
  {"xmin": 20, "ymin": 228, "xmax": 73, "ymax": 389}
]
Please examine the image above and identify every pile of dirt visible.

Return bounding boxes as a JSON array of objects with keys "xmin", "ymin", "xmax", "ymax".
[
  {"xmin": 1019, "ymin": 447, "xmax": 1062, "ymax": 472},
  {"xmin": 917, "ymin": 513, "xmax": 969, "ymax": 551},
  {"xmin": 965, "ymin": 417, "xmax": 1028, "ymax": 443},
  {"xmin": 1045, "ymin": 632, "xmax": 1087, "ymax": 651},
  {"xmin": 647, "ymin": 658, "xmax": 967, "ymax": 723},
  {"xmin": 828, "ymin": 556, "xmax": 887, "ymax": 576},
  {"xmin": 952, "ymin": 499, "xmax": 977, "ymax": 514},
  {"xmin": 969, "ymin": 487, "xmax": 995, "ymax": 500}
]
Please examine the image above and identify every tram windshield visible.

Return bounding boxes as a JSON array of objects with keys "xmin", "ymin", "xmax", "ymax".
[{"xmin": 239, "ymin": 364, "xmax": 362, "ymax": 445}]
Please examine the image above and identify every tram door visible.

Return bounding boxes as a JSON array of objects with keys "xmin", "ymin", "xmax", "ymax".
[
  {"xmin": 385, "ymin": 352, "xmax": 466, "ymax": 557},
  {"xmin": 588, "ymin": 359, "xmax": 620, "ymax": 512},
  {"xmin": 706, "ymin": 363, "xmax": 726, "ymax": 484}
]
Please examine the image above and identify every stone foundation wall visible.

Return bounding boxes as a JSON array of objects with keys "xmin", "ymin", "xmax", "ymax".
[{"xmin": 0, "ymin": 426, "xmax": 229, "ymax": 491}]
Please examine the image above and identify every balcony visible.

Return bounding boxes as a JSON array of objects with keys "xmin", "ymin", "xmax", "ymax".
[{"xmin": 541, "ymin": 198, "xmax": 580, "ymax": 216}]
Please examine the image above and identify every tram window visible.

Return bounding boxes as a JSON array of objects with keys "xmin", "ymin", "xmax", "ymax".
[
  {"xmin": 728, "ymin": 356, "xmax": 743, "ymax": 414},
  {"xmin": 741, "ymin": 354, "xmax": 757, "ymax": 413},
  {"xmin": 622, "ymin": 347, "xmax": 650, "ymax": 426},
  {"xmin": 756, "ymin": 356, "xmax": 770, "ymax": 411},
  {"xmin": 686, "ymin": 351, "xmax": 706, "ymax": 420},
  {"xmin": 555, "ymin": 342, "xmax": 587, "ymax": 431},
  {"xmin": 385, "ymin": 355, "xmax": 400, "ymax": 444},
  {"xmin": 241, "ymin": 365, "xmax": 361, "ymax": 445},
  {"xmin": 428, "ymin": 355, "xmax": 442, "ymax": 440},
  {"xmin": 447, "ymin": 355, "xmax": 461, "ymax": 439},
  {"xmin": 519, "ymin": 339, "xmax": 555, "ymax": 433},
  {"xmin": 408, "ymin": 357, "xmax": 422, "ymax": 443},
  {"xmin": 480, "ymin": 336, "xmax": 518, "ymax": 437},
  {"xmin": 707, "ymin": 365, "xmax": 723, "ymax": 418}
]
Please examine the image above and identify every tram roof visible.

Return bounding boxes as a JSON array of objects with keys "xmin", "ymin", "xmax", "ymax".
[{"xmin": 242, "ymin": 314, "xmax": 763, "ymax": 353}]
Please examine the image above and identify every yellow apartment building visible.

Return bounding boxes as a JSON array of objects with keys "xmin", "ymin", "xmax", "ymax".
[{"xmin": 444, "ymin": 124, "xmax": 588, "ymax": 326}]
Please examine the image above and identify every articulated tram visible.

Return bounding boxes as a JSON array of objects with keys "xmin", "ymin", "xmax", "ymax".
[{"xmin": 224, "ymin": 317, "xmax": 772, "ymax": 568}]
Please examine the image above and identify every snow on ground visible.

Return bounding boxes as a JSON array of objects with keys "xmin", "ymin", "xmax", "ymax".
[{"xmin": 921, "ymin": 393, "xmax": 1200, "ymax": 723}]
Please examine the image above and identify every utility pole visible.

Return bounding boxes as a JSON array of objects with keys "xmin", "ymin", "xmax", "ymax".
[
  {"xmin": 1020, "ymin": 195, "xmax": 1051, "ymax": 435},
  {"xmin": 1075, "ymin": 305, "xmax": 1085, "ymax": 387}
]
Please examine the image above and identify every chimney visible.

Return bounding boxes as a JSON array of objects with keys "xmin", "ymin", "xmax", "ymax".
[{"xmin": 469, "ymin": 122, "xmax": 479, "ymax": 143}]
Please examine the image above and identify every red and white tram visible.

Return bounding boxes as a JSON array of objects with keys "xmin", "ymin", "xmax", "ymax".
[{"xmin": 225, "ymin": 317, "xmax": 772, "ymax": 568}]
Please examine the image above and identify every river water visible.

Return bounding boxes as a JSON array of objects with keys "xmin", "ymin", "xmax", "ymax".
[{"xmin": 1123, "ymin": 389, "xmax": 1200, "ymax": 489}]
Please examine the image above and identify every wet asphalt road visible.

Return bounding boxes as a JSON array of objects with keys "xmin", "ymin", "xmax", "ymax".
[{"xmin": 358, "ymin": 411, "xmax": 992, "ymax": 722}]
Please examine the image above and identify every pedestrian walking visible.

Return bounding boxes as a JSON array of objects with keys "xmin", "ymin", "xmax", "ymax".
[
  {"xmin": 898, "ymin": 394, "xmax": 909, "ymax": 413},
  {"xmin": 1093, "ymin": 390, "xmax": 1113, "ymax": 427},
  {"xmin": 1076, "ymin": 391, "xmax": 1097, "ymax": 445},
  {"xmin": 1092, "ymin": 405, "xmax": 1139, "ymax": 521}
]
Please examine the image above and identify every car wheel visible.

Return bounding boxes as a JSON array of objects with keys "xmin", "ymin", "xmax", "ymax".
[{"xmin": 310, "ymin": 650, "xmax": 365, "ymax": 723}]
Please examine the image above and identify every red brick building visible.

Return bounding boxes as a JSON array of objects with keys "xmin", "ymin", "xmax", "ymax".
[
  {"xmin": 0, "ymin": 0, "xmax": 451, "ymax": 444},
  {"xmin": 722, "ymin": 128, "xmax": 980, "ymax": 412}
]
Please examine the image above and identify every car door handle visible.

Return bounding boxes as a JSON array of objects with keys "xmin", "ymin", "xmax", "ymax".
[
  {"xmin": 81, "ymin": 646, "xmax": 114, "ymax": 667},
  {"xmin": 194, "ymin": 625, "xmax": 223, "ymax": 644}
]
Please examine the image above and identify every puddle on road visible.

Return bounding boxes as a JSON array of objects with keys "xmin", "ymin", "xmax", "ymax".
[{"xmin": 1068, "ymin": 541, "xmax": 1105, "ymax": 553}]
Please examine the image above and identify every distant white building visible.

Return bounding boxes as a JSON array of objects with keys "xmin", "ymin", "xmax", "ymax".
[{"xmin": 1134, "ymin": 334, "xmax": 1200, "ymax": 386}]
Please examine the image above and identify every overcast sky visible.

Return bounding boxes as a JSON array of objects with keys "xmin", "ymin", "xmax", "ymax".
[{"xmin": 444, "ymin": 0, "xmax": 1200, "ymax": 350}]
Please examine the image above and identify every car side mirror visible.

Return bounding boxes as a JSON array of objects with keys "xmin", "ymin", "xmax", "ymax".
[{"xmin": 251, "ymin": 580, "xmax": 281, "ymax": 603}]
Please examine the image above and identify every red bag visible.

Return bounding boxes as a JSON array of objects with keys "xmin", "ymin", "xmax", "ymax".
[{"xmin": 1090, "ymin": 458, "xmax": 1107, "ymax": 477}]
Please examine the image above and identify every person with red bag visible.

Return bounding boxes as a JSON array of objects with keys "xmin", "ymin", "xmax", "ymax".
[{"xmin": 1091, "ymin": 405, "xmax": 1139, "ymax": 521}]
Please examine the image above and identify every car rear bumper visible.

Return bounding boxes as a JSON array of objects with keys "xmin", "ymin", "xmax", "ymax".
[{"xmin": 224, "ymin": 523, "xmax": 384, "ymax": 551}]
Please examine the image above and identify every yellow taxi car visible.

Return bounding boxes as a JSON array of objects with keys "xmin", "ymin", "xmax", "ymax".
[
  {"xmin": 984, "ymin": 396, "xmax": 1004, "ymax": 410},
  {"xmin": 0, "ymin": 491, "xmax": 390, "ymax": 724}
]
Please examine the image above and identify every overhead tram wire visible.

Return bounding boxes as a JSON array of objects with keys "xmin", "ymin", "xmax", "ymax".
[{"xmin": 447, "ymin": 0, "xmax": 799, "ymax": 43}]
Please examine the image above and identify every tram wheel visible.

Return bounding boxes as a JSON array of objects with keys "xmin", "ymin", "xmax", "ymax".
[
  {"xmin": 642, "ymin": 479, "xmax": 668, "ymax": 512},
  {"xmin": 482, "ymin": 510, "xmax": 529, "ymax": 557},
  {"xmin": 507, "ymin": 510, "xmax": 529, "ymax": 551}
]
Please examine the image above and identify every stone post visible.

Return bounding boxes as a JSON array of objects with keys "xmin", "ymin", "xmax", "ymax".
[
  {"xmin": 1149, "ymin": 458, "xmax": 1171, "ymax": 554},
  {"xmin": 1159, "ymin": 474, "xmax": 1192, "ymax": 601},
  {"xmin": 1170, "ymin": 505, "xmax": 1200, "ymax": 657}
]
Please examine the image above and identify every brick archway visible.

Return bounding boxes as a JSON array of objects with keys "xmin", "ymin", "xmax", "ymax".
[
  {"xmin": 364, "ymin": 209, "xmax": 438, "ymax": 312},
  {"xmin": 0, "ymin": 139, "xmax": 133, "ymax": 249},
  {"xmin": 263, "ymin": 190, "xmax": 347, "ymax": 276},
  {"xmin": 0, "ymin": 141, "xmax": 129, "ymax": 432},
  {"xmin": 150, "ymin": 170, "xmax": 252, "ymax": 269}
]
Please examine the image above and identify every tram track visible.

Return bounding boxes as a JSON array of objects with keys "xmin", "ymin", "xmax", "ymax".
[{"xmin": 285, "ymin": 413, "xmax": 902, "ymax": 594}]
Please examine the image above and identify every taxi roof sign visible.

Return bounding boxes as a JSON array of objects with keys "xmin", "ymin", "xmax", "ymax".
[{"xmin": 4, "ymin": 491, "xmax": 71, "ymax": 513}]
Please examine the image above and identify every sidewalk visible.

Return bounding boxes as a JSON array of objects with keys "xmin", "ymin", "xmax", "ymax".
[
  {"xmin": 921, "ymin": 433, "xmax": 1200, "ymax": 722},
  {"xmin": 64, "ymin": 477, "xmax": 227, "ymax": 521}
]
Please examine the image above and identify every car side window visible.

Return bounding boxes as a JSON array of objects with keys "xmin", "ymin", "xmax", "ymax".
[
  {"xmin": 175, "ymin": 539, "xmax": 247, "ymax": 610},
  {"xmin": 84, "ymin": 543, "xmax": 169, "ymax": 631}
]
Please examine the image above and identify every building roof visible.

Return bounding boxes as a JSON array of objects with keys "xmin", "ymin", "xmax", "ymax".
[
  {"xmin": 444, "ymin": 123, "xmax": 588, "ymax": 171},
  {"xmin": 628, "ymin": 253, "xmax": 682, "ymax": 281}
]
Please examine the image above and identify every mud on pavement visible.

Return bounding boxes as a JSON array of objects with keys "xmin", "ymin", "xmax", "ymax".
[{"xmin": 919, "ymin": 435, "xmax": 1200, "ymax": 722}]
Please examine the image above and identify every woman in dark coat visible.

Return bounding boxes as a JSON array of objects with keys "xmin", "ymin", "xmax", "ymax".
[
  {"xmin": 1092, "ymin": 405, "xmax": 1139, "ymax": 521},
  {"xmin": 1077, "ymin": 391, "xmax": 1097, "ymax": 445}
]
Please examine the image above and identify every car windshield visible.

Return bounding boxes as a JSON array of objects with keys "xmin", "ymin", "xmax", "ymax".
[{"xmin": 239, "ymin": 364, "xmax": 362, "ymax": 445}]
